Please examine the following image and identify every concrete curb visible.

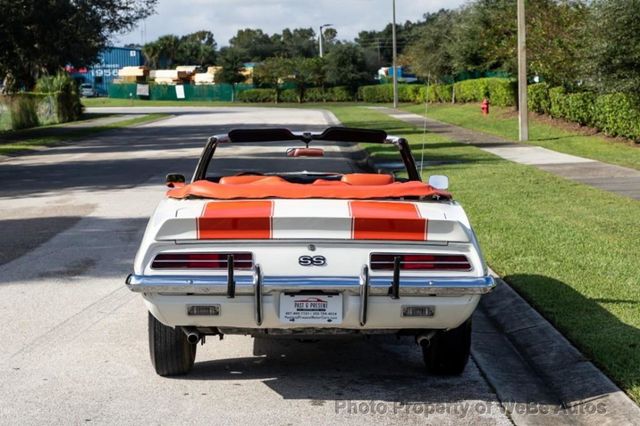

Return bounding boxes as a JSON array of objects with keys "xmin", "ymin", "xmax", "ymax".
[{"xmin": 475, "ymin": 276, "xmax": 640, "ymax": 425}]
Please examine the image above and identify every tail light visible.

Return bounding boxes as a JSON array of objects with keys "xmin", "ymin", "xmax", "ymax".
[
  {"xmin": 370, "ymin": 253, "xmax": 471, "ymax": 271},
  {"xmin": 151, "ymin": 252, "xmax": 253, "ymax": 269}
]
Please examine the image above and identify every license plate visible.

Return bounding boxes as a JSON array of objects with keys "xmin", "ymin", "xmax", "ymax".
[{"xmin": 279, "ymin": 294, "xmax": 342, "ymax": 324}]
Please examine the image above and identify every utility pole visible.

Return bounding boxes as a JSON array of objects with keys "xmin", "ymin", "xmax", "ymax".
[
  {"xmin": 319, "ymin": 24, "xmax": 333, "ymax": 58},
  {"xmin": 392, "ymin": 0, "xmax": 398, "ymax": 108},
  {"xmin": 517, "ymin": 0, "xmax": 528, "ymax": 142}
]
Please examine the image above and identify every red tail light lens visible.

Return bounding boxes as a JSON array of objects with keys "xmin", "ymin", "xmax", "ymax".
[
  {"xmin": 370, "ymin": 253, "xmax": 471, "ymax": 271},
  {"xmin": 151, "ymin": 252, "xmax": 253, "ymax": 269}
]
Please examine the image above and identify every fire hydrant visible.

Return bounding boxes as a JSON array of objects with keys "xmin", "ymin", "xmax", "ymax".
[{"xmin": 481, "ymin": 98, "xmax": 490, "ymax": 115}]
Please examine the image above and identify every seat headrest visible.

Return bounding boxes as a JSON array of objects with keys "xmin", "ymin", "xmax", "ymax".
[{"xmin": 340, "ymin": 173, "xmax": 394, "ymax": 185}]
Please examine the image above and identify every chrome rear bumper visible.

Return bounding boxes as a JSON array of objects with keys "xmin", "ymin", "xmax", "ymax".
[
  {"xmin": 127, "ymin": 265, "xmax": 495, "ymax": 328},
  {"xmin": 125, "ymin": 271, "xmax": 495, "ymax": 297}
]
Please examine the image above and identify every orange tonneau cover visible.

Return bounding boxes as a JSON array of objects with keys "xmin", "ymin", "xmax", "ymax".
[{"xmin": 167, "ymin": 179, "xmax": 451, "ymax": 200}]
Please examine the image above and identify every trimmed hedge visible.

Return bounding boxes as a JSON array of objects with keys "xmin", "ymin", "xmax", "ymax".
[
  {"xmin": 561, "ymin": 92, "xmax": 597, "ymax": 126},
  {"xmin": 280, "ymin": 89, "xmax": 298, "ymax": 103},
  {"xmin": 358, "ymin": 84, "xmax": 421, "ymax": 103},
  {"xmin": 413, "ymin": 78, "xmax": 515, "ymax": 106},
  {"xmin": 528, "ymin": 83, "xmax": 551, "ymax": 114},
  {"xmin": 237, "ymin": 86, "xmax": 353, "ymax": 103},
  {"xmin": 237, "ymin": 88, "xmax": 276, "ymax": 103},
  {"xmin": 592, "ymin": 94, "xmax": 640, "ymax": 141},
  {"xmin": 416, "ymin": 84, "xmax": 453, "ymax": 103},
  {"xmin": 527, "ymin": 83, "xmax": 640, "ymax": 142},
  {"xmin": 453, "ymin": 78, "xmax": 516, "ymax": 107},
  {"xmin": 328, "ymin": 86, "xmax": 353, "ymax": 102}
]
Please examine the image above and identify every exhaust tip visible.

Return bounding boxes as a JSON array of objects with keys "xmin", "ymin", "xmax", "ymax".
[
  {"xmin": 186, "ymin": 332, "xmax": 200, "ymax": 344},
  {"xmin": 182, "ymin": 327, "xmax": 201, "ymax": 344}
]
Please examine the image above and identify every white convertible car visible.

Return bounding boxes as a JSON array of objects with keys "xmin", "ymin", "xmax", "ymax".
[{"xmin": 126, "ymin": 127, "xmax": 495, "ymax": 376}]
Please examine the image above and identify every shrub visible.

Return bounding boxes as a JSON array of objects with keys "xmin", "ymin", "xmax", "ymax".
[
  {"xmin": 453, "ymin": 78, "xmax": 516, "ymax": 106},
  {"xmin": 359, "ymin": 84, "xmax": 421, "ymax": 103},
  {"xmin": 8, "ymin": 94, "xmax": 39, "ymax": 130},
  {"xmin": 592, "ymin": 93, "xmax": 640, "ymax": 142},
  {"xmin": 329, "ymin": 86, "xmax": 353, "ymax": 102},
  {"xmin": 417, "ymin": 84, "xmax": 453, "ymax": 103},
  {"xmin": 399, "ymin": 85, "xmax": 421, "ymax": 102},
  {"xmin": 563, "ymin": 92, "xmax": 597, "ymax": 126},
  {"xmin": 548, "ymin": 87, "xmax": 567, "ymax": 119},
  {"xmin": 304, "ymin": 87, "xmax": 327, "ymax": 102},
  {"xmin": 528, "ymin": 83, "xmax": 551, "ymax": 114},
  {"xmin": 359, "ymin": 84, "xmax": 392, "ymax": 102},
  {"xmin": 279, "ymin": 89, "xmax": 298, "ymax": 103},
  {"xmin": 35, "ymin": 73, "xmax": 82, "ymax": 123},
  {"xmin": 237, "ymin": 88, "xmax": 276, "ymax": 103},
  {"xmin": 305, "ymin": 86, "xmax": 353, "ymax": 102},
  {"xmin": 544, "ymin": 87, "xmax": 640, "ymax": 142}
]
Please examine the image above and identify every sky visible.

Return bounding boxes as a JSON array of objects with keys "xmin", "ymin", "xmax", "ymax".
[{"xmin": 117, "ymin": 0, "xmax": 467, "ymax": 47}]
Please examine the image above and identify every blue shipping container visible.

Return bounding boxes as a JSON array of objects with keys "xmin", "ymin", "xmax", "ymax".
[{"xmin": 70, "ymin": 47, "xmax": 143, "ymax": 96}]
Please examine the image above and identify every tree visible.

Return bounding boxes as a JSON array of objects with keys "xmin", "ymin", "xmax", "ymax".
[
  {"xmin": 281, "ymin": 28, "xmax": 317, "ymax": 57},
  {"xmin": 322, "ymin": 28, "xmax": 338, "ymax": 47},
  {"xmin": 143, "ymin": 35, "xmax": 180, "ymax": 69},
  {"xmin": 228, "ymin": 29, "xmax": 279, "ymax": 61},
  {"xmin": 217, "ymin": 48, "xmax": 246, "ymax": 100},
  {"xmin": 0, "ymin": 0, "xmax": 157, "ymax": 91},
  {"xmin": 176, "ymin": 31, "xmax": 217, "ymax": 66},
  {"xmin": 588, "ymin": 0, "xmax": 640, "ymax": 93},
  {"xmin": 356, "ymin": 20, "xmax": 425, "ymax": 68},
  {"xmin": 402, "ymin": 10, "xmax": 458, "ymax": 82},
  {"xmin": 143, "ymin": 31, "xmax": 217, "ymax": 69},
  {"xmin": 449, "ymin": 0, "xmax": 517, "ymax": 75},
  {"xmin": 324, "ymin": 44, "xmax": 374, "ymax": 93},
  {"xmin": 414, "ymin": 0, "xmax": 590, "ymax": 86},
  {"xmin": 281, "ymin": 57, "xmax": 323, "ymax": 103},
  {"xmin": 253, "ymin": 57, "xmax": 288, "ymax": 103}
]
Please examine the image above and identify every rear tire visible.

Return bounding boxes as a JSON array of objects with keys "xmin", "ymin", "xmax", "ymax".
[
  {"xmin": 422, "ymin": 319, "xmax": 471, "ymax": 375},
  {"xmin": 148, "ymin": 312, "xmax": 196, "ymax": 376}
]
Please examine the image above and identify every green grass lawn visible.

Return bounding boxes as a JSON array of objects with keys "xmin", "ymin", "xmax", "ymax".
[
  {"xmin": 327, "ymin": 105, "xmax": 640, "ymax": 403},
  {"xmin": 0, "ymin": 113, "xmax": 168, "ymax": 155},
  {"xmin": 403, "ymin": 103, "xmax": 640, "ymax": 171}
]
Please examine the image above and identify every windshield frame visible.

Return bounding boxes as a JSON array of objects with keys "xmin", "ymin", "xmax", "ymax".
[{"xmin": 191, "ymin": 127, "xmax": 421, "ymax": 183}]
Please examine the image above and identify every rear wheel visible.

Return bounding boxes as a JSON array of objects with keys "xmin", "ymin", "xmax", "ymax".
[
  {"xmin": 148, "ymin": 312, "xmax": 196, "ymax": 376},
  {"xmin": 421, "ymin": 319, "xmax": 471, "ymax": 375}
]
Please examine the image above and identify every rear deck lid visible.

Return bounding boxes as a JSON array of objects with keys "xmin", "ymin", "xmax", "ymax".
[{"xmin": 155, "ymin": 199, "xmax": 470, "ymax": 243}]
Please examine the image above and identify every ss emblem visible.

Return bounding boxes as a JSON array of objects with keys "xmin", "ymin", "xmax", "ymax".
[{"xmin": 298, "ymin": 255, "xmax": 326, "ymax": 266}]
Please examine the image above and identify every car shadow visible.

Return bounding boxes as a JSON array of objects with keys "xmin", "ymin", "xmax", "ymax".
[{"xmin": 181, "ymin": 335, "xmax": 504, "ymax": 404}]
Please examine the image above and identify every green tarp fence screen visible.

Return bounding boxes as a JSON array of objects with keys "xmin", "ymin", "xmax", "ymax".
[{"xmin": 108, "ymin": 83, "xmax": 255, "ymax": 101}]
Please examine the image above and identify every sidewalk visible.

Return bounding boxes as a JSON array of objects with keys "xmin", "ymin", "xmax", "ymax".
[{"xmin": 376, "ymin": 108, "xmax": 640, "ymax": 200}]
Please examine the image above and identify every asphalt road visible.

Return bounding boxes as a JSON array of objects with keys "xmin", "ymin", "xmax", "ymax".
[{"xmin": 0, "ymin": 106, "xmax": 610, "ymax": 425}]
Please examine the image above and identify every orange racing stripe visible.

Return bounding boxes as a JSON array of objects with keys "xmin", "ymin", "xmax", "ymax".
[
  {"xmin": 349, "ymin": 201, "xmax": 427, "ymax": 241},
  {"xmin": 198, "ymin": 201, "xmax": 273, "ymax": 239}
]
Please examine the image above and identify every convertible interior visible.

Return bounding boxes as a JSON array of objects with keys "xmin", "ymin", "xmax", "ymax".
[
  {"xmin": 213, "ymin": 173, "xmax": 395, "ymax": 186},
  {"xmin": 167, "ymin": 173, "xmax": 450, "ymax": 200}
]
